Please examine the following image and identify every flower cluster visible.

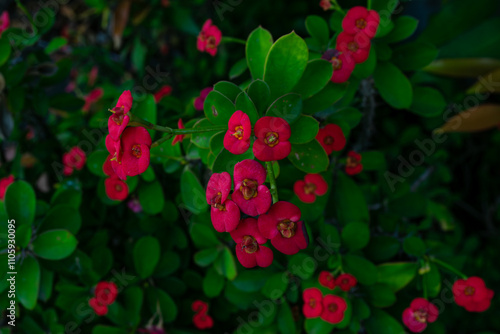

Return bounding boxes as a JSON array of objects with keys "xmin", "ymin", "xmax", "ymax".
[
  {"xmin": 191, "ymin": 300, "xmax": 213, "ymax": 330},
  {"xmin": 294, "ymin": 174, "xmax": 328, "ymax": 204},
  {"xmin": 197, "ymin": 20, "xmax": 222, "ymax": 56},
  {"xmin": 319, "ymin": 272, "xmax": 357, "ymax": 291},
  {"xmin": 63, "ymin": 147, "xmax": 86, "ymax": 176},
  {"xmin": 206, "ymin": 159, "xmax": 308, "ymax": 268},
  {"xmin": 302, "ymin": 288, "xmax": 348, "ymax": 324},
  {"xmin": 323, "ymin": 6, "xmax": 380, "ymax": 83},
  {"xmin": 0, "ymin": 175, "xmax": 14, "ymax": 200},
  {"xmin": 453, "ymin": 276, "xmax": 494, "ymax": 312},
  {"xmin": 103, "ymin": 91, "xmax": 152, "ymax": 201},
  {"xmin": 89, "ymin": 281, "xmax": 118, "ymax": 316}
]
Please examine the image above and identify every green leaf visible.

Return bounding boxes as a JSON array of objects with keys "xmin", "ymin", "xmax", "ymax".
[
  {"xmin": 50, "ymin": 93, "xmax": 85, "ymax": 111},
  {"xmin": 365, "ymin": 283, "xmax": 396, "ymax": 308},
  {"xmin": 292, "ymin": 59, "xmax": 333, "ymax": 99},
  {"xmin": 342, "ymin": 222, "xmax": 370, "ymax": 251},
  {"xmin": 392, "ymin": 42, "xmax": 439, "ymax": 72},
  {"xmin": 154, "ymin": 251, "xmax": 180, "ymax": 277},
  {"xmin": 364, "ymin": 309, "xmax": 405, "ymax": 334},
  {"xmin": 38, "ymin": 268, "xmax": 54, "ymax": 302},
  {"xmin": 0, "ymin": 38, "xmax": 12, "ymax": 66},
  {"xmin": 138, "ymin": 180, "xmax": 165, "ymax": 215},
  {"xmin": 44, "ymin": 37, "xmax": 67, "ymax": 54},
  {"xmin": 235, "ymin": 92, "xmax": 260, "ymax": 125},
  {"xmin": 388, "ymin": 193, "xmax": 428, "ymax": 218},
  {"xmin": 266, "ymin": 93, "xmax": 302, "ymax": 124},
  {"xmin": 147, "ymin": 287, "xmax": 178, "ymax": 323},
  {"xmin": 203, "ymin": 266, "xmax": 225, "ymax": 298},
  {"xmin": 262, "ymin": 273, "xmax": 288, "ymax": 299},
  {"xmin": 288, "ymin": 253, "xmax": 315, "ymax": 279},
  {"xmin": 305, "ymin": 15, "xmax": 329, "ymax": 48},
  {"xmin": 17, "ymin": 256, "xmax": 40, "ymax": 310},
  {"xmin": 133, "ymin": 236, "xmax": 160, "ymax": 279},
  {"xmin": 180, "ymin": 167, "xmax": 206, "ymax": 214},
  {"xmin": 92, "ymin": 326, "xmax": 128, "ymax": 334},
  {"xmin": 214, "ymin": 81, "xmax": 243, "ymax": 102},
  {"xmin": 377, "ymin": 262, "xmax": 418, "ymax": 291},
  {"xmin": 194, "ymin": 247, "xmax": 221, "ymax": 267},
  {"xmin": 32, "ymin": 230, "xmax": 77, "ymax": 260},
  {"xmin": 365, "ymin": 236, "xmax": 400, "ymax": 263},
  {"xmin": 352, "ymin": 45, "xmax": 377, "ymax": 79},
  {"xmin": 40, "ymin": 204, "xmax": 81, "ymax": 235},
  {"xmin": 410, "ymin": 86, "xmax": 446, "ymax": 117},
  {"xmin": 247, "ymin": 79, "xmax": 271, "ymax": 115},
  {"xmin": 190, "ymin": 222, "xmax": 220, "ymax": 248},
  {"xmin": 288, "ymin": 140, "xmax": 329, "ymax": 174},
  {"xmin": 424, "ymin": 263, "xmax": 441, "ymax": 298},
  {"xmin": 303, "ymin": 82, "xmax": 348, "ymax": 114},
  {"xmin": 191, "ymin": 119, "xmax": 222, "ymax": 149},
  {"xmin": 334, "ymin": 173, "xmax": 369, "ymax": 224},
  {"xmin": 289, "ymin": 115, "xmax": 319, "ymax": 144},
  {"xmin": 327, "ymin": 107, "xmax": 363, "ymax": 129},
  {"xmin": 17, "ymin": 224, "xmax": 32, "ymax": 248},
  {"xmin": 213, "ymin": 247, "xmax": 237, "ymax": 280},
  {"xmin": 343, "ymin": 254, "xmax": 378, "ymax": 285},
  {"xmin": 361, "ymin": 151, "xmax": 387, "ymax": 171},
  {"xmin": 305, "ymin": 318, "xmax": 335, "ymax": 334},
  {"xmin": 132, "ymin": 37, "xmax": 147, "ymax": 75},
  {"xmin": 212, "ymin": 148, "xmax": 254, "ymax": 175},
  {"xmin": 203, "ymin": 90, "xmax": 236, "ymax": 125},
  {"xmin": 229, "ymin": 58, "xmax": 248, "ymax": 79},
  {"xmin": 4, "ymin": 181, "xmax": 36, "ymax": 226},
  {"xmin": 380, "ymin": 16, "xmax": 419, "ymax": 44},
  {"xmin": 133, "ymin": 94, "xmax": 157, "ymax": 136},
  {"xmin": 246, "ymin": 27, "xmax": 274, "ymax": 80},
  {"xmin": 51, "ymin": 188, "xmax": 81, "ymax": 209},
  {"xmin": 264, "ymin": 32, "xmax": 309, "ymax": 100},
  {"xmin": 374, "ymin": 62, "xmax": 413, "ymax": 109},
  {"xmin": 278, "ymin": 301, "xmax": 296, "ymax": 334},
  {"xmin": 86, "ymin": 150, "xmax": 108, "ymax": 177},
  {"xmin": 403, "ymin": 237, "xmax": 426, "ymax": 257}
]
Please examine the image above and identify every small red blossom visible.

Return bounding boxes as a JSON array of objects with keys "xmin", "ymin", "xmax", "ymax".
[
  {"xmin": 336, "ymin": 31, "xmax": 371, "ymax": 64},
  {"xmin": 316, "ymin": 124, "xmax": 346, "ymax": 155},
  {"xmin": 0, "ymin": 11, "xmax": 10, "ymax": 36},
  {"xmin": 194, "ymin": 87, "xmax": 213, "ymax": 111},
  {"xmin": 137, "ymin": 326, "xmax": 165, "ymax": 334},
  {"xmin": 342, "ymin": 6, "xmax": 380, "ymax": 39},
  {"xmin": 154, "ymin": 85, "xmax": 173, "ymax": 103},
  {"xmin": 232, "ymin": 159, "xmax": 272, "ymax": 216},
  {"xmin": 0, "ymin": 175, "xmax": 15, "ymax": 200},
  {"xmin": 402, "ymin": 298, "xmax": 439, "ymax": 333},
  {"xmin": 88, "ymin": 66, "xmax": 98, "ymax": 86},
  {"xmin": 127, "ymin": 197, "xmax": 142, "ymax": 213},
  {"xmin": 345, "ymin": 151, "xmax": 363, "ymax": 175},
  {"xmin": 105, "ymin": 176, "xmax": 129, "ymax": 201},
  {"xmin": 322, "ymin": 49, "xmax": 355, "ymax": 83},
  {"xmin": 192, "ymin": 300, "xmax": 209, "ymax": 314},
  {"xmin": 230, "ymin": 218, "xmax": 274, "ymax": 268},
  {"xmin": 83, "ymin": 88, "xmax": 104, "ymax": 112},
  {"xmin": 320, "ymin": 295, "xmax": 347, "ymax": 324},
  {"xmin": 258, "ymin": 201, "xmax": 308, "ymax": 255},
  {"xmin": 335, "ymin": 273, "xmax": 357, "ymax": 291},
  {"xmin": 453, "ymin": 277, "xmax": 494, "ymax": 312},
  {"xmin": 63, "ymin": 147, "xmax": 86, "ymax": 176},
  {"xmin": 108, "ymin": 90, "xmax": 133, "ymax": 141},
  {"xmin": 206, "ymin": 172, "xmax": 232, "ymax": 205},
  {"xmin": 172, "ymin": 119, "xmax": 185, "ymax": 145},
  {"xmin": 95, "ymin": 282, "xmax": 118, "ymax": 305},
  {"xmin": 89, "ymin": 297, "xmax": 108, "ymax": 316},
  {"xmin": 193, "ymin": 312, "xmax": 214, "ymax": 330},
  {"xmin": 197, "ymin": 19, "xmax": 222, "ymax": 56},
  {"xmin": 302, "ymin": 288, "xmax": 323, "ymax": 318},
  {"xmin": 224, "ymin": 110, "xmax": 251, "ymax": 155},
  {"xmin": 206, "ymin": 172, "xmax": 240, "ymax": 232},
  {"xmin": 253, "ymin": 117, "xmax": 291, "ymax": 161},
  {"xmin": 319, "ymin": 0, "xmax": 332, "ymax": 11},
  {"xmin": 319, "ymin": 271, "xmax": 335, "ymax": 289},
  {"xmin": 294, "ymin": 174, "xmax": 328, "ymax": 204},
  {"xmin": 105, "ymin": 136, "xmax": 127, "ymax": 180},
  {"xmin": 120, "ymin": 127, "xmax": 152, "ymax": 177}
]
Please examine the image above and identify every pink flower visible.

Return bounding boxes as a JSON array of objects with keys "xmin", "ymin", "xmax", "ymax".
[
  {"xmin": 316, "ymin": 124, "xmax": 346, "ymax": 155},
  {"xmin": 224, "ymin": 111, "xmax": 251, "ymax": 155},
  {"xmin": 154, "ymin": 85, "xmax": 172, "ymax": 103},
  {"xmin": 230, "ymin": 218, "xmax": 273, "ymax": 268},
  {"xmin": 206, "ymin": 172, "xmax": 240, "ymax": 232},
  {"xmin": 127, "ymin": 197, "xmax": 142, "ymax": 212},
  {"xmin": 0, "ymin": 175, "xmax": 15, "ymax": 200},
  {"xmin": 402, "ymin": 298, "xmax": 439, "ymax": 333},
  {"xmin": 105, "ymin": 176, "xmax": 129, "ymax": 201},
  {"xmin": 336, "ymin": 32, "xmax": 371, "ymax": 64},
  {"xmin": 319, "ymin": 0, "xmax": 332, "ymax": 11},
  {"xmin": 320, "ymin": 295, "xmax": 347, "ymax": 324},
  {"xmin": 83, "ymin": 88, "xmax": 104, "ymax": 112},
  {"xmin": 294, "ymin": 174, "xmax": 328, "ymax": 204},
  {"xmin": 0, "ymin": 11, "xmax": 10, "ymax": 36},
  {"xmin": 120, "ymin": 127, "xmax": 152, "ymax": 177},
  {"xmin": 63, "ymin": 147, "xmax": 86, "ymax": 176},
  {"xmin": 194, "ymin": 87, "xmax": 213, "ymax": 111},
  {"xmin": 342, "ymin": 6, "xmax": 380, "ymax": 39},
  {"xmin": 345, "ymin": 151, "xmax": 363, "ymax": 175},
  {"xmin": 303, "ymin": 288, "xmax": 323, "ymax": 318},
  {"xmin": 172, "ymin": 119, "xmax": 185, "ymax": 145},
  {"xmin": 253, "ymin": 117, "xmax": 291, "ymax": 161},
  {"xmin": 322, "ymin": 49, "xmax": 355, "ymax": 83},
  {"xmin": 108, "ymin": 90, "xmax": 133, "ymax": 141},
  {"xmin": 335, "ymin": 273, "xmax": 357, "ymax": 291},
  {"xmin": 197, "ymin": 19, "xmax": 222, "ymax": 56},
  {"xmin": 88, "ymin": 66, "xmax": 98, "ymax": 86},
  {"xmin": 105, "ymin": 136, "xmax": 127, "ymax": 180},
  {"xmin": 318, "ymin": 271, "xmax": 335, "ymax": 289}
]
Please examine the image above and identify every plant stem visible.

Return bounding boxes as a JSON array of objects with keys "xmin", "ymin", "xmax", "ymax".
[
  {"xmin": 15, "ymin": 0, "xmax": 37, "ymax": 31},
  {"xmin": 129, "ymin": 114, "xmax": 226, "ymax": 135},
  {"xmin": 367, "ymin": 0, "xmax": 372, "ymax": 10},
  {"xmin": 422, "ymin": 273, "xmax": 428, "ymax": 299},
  {"xmin": 331, "ymin": 0, "xmax": 346, "ymax": 14},
  {"xmin": 265, "ymin": 161, "xmax": 279, "ymax": 204},
  {"xmin": 151, "ymin": 135, "xmax": 173, "ymax": 148},
  {"xmin": 431, "ymin": 258, "xmax": 468, "ymax": 279},
  {"xmin": 221, "ymin": 37, "xmax": 246, "ymax": 45}
]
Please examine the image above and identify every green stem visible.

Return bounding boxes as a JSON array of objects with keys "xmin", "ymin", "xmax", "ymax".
[
  {"xmin": 151, "ymin": 135, "xmax": 173, "ymax": 148},
  {"xmin": 422, "ymin": 272, "xmax": 428, "ymax": 299},
  {"xmin": 129, "ymin": 114, "xmax": 226, "ymax": 135},
  {"xmin": 15, "ymin": 0, "xmax": 37, "ymax": 31},
  {"xmin": 431, "ymin": 258, "xmax": 467, "ymax": 279},
  {"xmin": 331, "ymin": 267, "xmax": 342, "ymax": 276},
  {"xmin": 367, "ymin": 0, "xmax": 372, "ymax": 10},
  {"xmin": 221, "ymin": 37, "xmax": 246, "ymax": 45},
  {"xmin": 265, "ymin": 161, "xmax": 279, "ymax": 204},
  {"xmin": 331, "ymin": 0, "xmax": 346, "ymax": 14}
]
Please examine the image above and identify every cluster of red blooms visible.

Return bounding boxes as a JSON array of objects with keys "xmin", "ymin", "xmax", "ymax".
[
  {"xmin": 323, "ymin": 6, "xmax": 380, "ymax": 83},
  {"xmin": 206, "ymin": 159, "xmax": 308, "ymax": 268},
  {"xmin": 0, "ymin": 175, "xmax": 14, "ymax": 200},
  {"xmin": 62, "ymin": 147, "xmax": 87, "ymax": 176},
  {"xmin": 103, "ymin": 91, "xmax": 152, "ymax": 201},
  {"xmin": 191, "ymin": 300, "xmax": 214, "ymax": 330},
  {"xmin": 319, "ymin": 271, "xmax": 357, "ymax": 291},
  {"xmin": 88, "ymin": 282, "xmax": 118, "ymax": 316},
  {"xmin": 302, "ymin": 288, "xmax": 348, "ymax": 324},
  {"xmin": 197, "ymin": 20, "xmax": 222, "ymax": 56}
]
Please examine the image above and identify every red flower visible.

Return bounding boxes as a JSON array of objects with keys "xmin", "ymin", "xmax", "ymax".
[
  {"xmin": 95, "ymin": 282, "xmax": 118, "ymax": 305},
  {"xmin": 108, "ymin": 90, "xmax": 133, "ymax": 141},
  {"xmin": 172, "ymin": 119, "xmax": 185, "ymax": 145},
  {"xmin": 206, "ymin": 172, "xmax": 240, "ymax": 232},
  {"xmin": 224, "ymin": 111, "xmax": 251, "ymax": 155},
  {"xmin": 335, "ymin": 273, "xmax": 357, "ymax": 291},
  {"xmin": 302, "ymin": 288, "xmax": 323, "ymax": 318},
  {"xmin": 253, "ymin": 117, "xmax": 291, "ymax": 161},
  {"xmin": 453, "ymin": 277, "xmax": 494, "ymax": 312},
  {"xmin": 82, "ymin": 88, "xmax": 103, "ymax": 112},
  {"xmin": 342, "ymin": 6, "xmax": 380, "ymax": 39},
  {"xmin": 105, "ymin": 176, "xmax": 129, "ymax": 201},
  {"xmin": 336, "ymin": 32, "xmax": 371, "ymax": 64},
  {"xmin": 120, "ymin": 127, "xmax": 152, "ymax": 177},
  {"xmin": 320, "ymin": 295, "xmax": 347, "ymax": 324},
  {"xmin": 197, "ymin": 19, "xmax": 222, "ymax": 56},
  {"xmin": 88, "ymin": 66, "xmax": 98, "ymax": 86},
  {"xmin": 105, "ymin": 136, "xmax": 127, "ymax": 180},
  {"xmin": 294, "ymin": 174, "xmax": 328, "ymax": 204},
  {"xmin": 89, "ymin": 297, "xmax": 108, "ymax": 316},
  {"xmin": 0, "ymin": 175, "xmax": 15, "ymax": 200},
  {"xmin": 154, "ymin": 85, "xmax": 172, "ymax": 103},
  {"xmin": 345, "ymin": 151, "xmax": 363, "ymax": 175},
  {"xmin": 322, "ymin": 49, "xmax": 355, "ymax": 83},
  {"xmin": 0, "ymin": 11, "xmax": 10, "ymax": 35},
  {"xmin": 230, "ymin": 218, "xmax": 274, "ymax": 268},
  {"xmin": 318, "ymin": 271, "xmax": 335, "ymax": 289},
  {"xmin": 193, "ymin": 312, "xmax": 214, "ymax": 330},
  {"xmin": 319, "ymin": 0, "xmax": 332, "ymax": 11},
  {"xmin": 137, "ymin": 326, "xmax": 165, "ymax": 334},
  {"xmin": 258, "ymin": 201, "xmax": 308, "ymax": 255},
  {"xmin": 194, "ymin": 87, "xmax": 213, "ymax": 111},
  {"xmin": 192, "ymin": 300, "xmax": 209, "ymax": 314},
  {"xmin": 232, "ymin": 159, "xmax": 272, "ymax": 216},
  {"xmin": 316, "ymin": 124, "xmax": 346, "ymax": 155},
  {"xmin": 402, "ymin": 298, "xmax": 439, "ymax": 333},
  {"xmin": 63, "ymin": 147, "xmax": 86, "ymax": 176}
]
